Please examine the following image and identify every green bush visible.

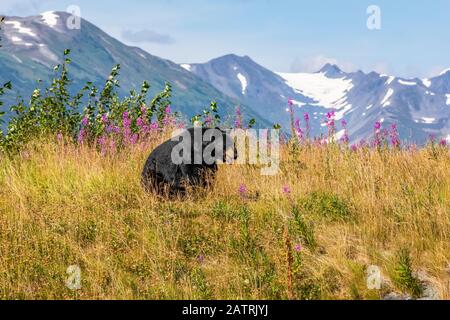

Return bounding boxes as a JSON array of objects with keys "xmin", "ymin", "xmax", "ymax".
[
  {"xmin": 0, "ymin": 49, "xmax": 175, "ymax": 153},
  {"xmin": 298, "ymin": 191, "xmax": 352, "ymax": 221},
  {"xmin": 290, "ymin": 205, "xmax": 316, "ymax": 249},
  {"xmin": 393, "ymin": 248, "xmax": 423, "ymax": 298}
]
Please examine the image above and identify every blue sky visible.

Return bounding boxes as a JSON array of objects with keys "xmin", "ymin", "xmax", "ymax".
[{"xmin": 1, "ymin": 0, "xmax": 450, "ymax": 78}]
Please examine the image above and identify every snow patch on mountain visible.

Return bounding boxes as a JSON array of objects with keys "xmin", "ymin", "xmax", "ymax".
[
  {"xmin": 335, "ymin": 104, "xmax": 353, "ymax": 120},
  {"xmin": 381, "ymin": 88, "xmax": 394, "ymax": 107},
  {"xmin": 446, "ymin": 94, "xmax": 450, "ymax": 105},
  {"xmin": 422, "ymin": 79, "xmax": 432, "ymax": 88},
  {"xmin": 237, "ymin": 73, "xmax": 248, "ymax": 95},
  {"xmin": 398, "ymin": 80, "xmax": 417, "ymax": 86},
  {"xmin": 41, "ymin": 11, "xmax": 59, "ymax": 27},
  {"xmin": 180, "ymin": 64, "xmax": 192, "ymax": 72},
  {"xmin": 386, "ymin": 76, "xmax": 395, "ymax": 85},
  {"xmin": 439, "ymin": 68, "xmax": 450, "ymax": 76},
  {"xmin": 277, "ymin": 72, "xmax": 353, "ymax": 109},
  {"xmin": 290, "ymin": 99, "xmax": 307, "ymax": 107},
  {"xmin": 421, "ymin": 117, "xmax": 435, "ymax": 124},
  {"xmin": 4, "ymin": 20, "xmax": 37, "ymax": 37}
]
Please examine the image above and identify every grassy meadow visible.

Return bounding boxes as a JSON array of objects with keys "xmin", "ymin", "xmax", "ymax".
[{"xmin": 0, "ymin": 133, "xmax": 448, "ymax": 300}]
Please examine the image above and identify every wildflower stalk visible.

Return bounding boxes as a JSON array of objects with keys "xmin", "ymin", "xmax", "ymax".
[
  {"xmin": 287, "ymin": 99, "xmax": 296, "ymax": 142},
  {"xmin": 284, "ymin": 226, "xmax": 294, "ymax": 300}
]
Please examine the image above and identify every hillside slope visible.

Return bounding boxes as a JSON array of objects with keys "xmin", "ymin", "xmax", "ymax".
[{"xmin": 0, "ymin": 12, "xmax": 268, "ymax": 126}]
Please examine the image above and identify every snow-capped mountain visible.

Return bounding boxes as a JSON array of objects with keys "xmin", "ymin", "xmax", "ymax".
[
  {"xmin": 277, "ymin": 65, "xmax": 450, "ymax": 143},
  {"xmin": 180, "ymin": 54, "xmax": 313, "ymax": 127},
  {"xmin": 185, "ymin": 57, "xmax": 450, "ymax": 143},
  {"xmin": 0, "ymin": 12, "xmax": 268, "ymax": 127},
  {"xmin": 1, "ymin": 12, "xmax": 449, "ymax": 143}
]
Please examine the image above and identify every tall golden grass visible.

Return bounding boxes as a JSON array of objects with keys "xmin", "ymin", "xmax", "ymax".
[{"xmin": 0, "ymin": 135, "xmax": 449, "ymax": 300}]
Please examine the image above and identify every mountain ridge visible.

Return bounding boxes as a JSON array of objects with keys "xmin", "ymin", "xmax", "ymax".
[
  {"xmin": 0, "ymin": 11, "xmax": 270, "ymax": 128},
  {"xmin": 1, "ymin": 11, "xmax": 449, "ymax": 143},
  {"xmin": 182, "ymin": 54, "xmax": 450, "ymax": 143}
]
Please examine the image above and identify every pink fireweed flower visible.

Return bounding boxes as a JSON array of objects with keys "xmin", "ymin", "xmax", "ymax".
[
  {"xmin": 288, "ymin": 99, "xmax": 294, "ymax": 107},
  {"xmin": 340, "ymin": 133, "xmax": 349, "ymax": 144},
  {"xmin": 351, "ymin": 144, "xmax": 358, "ymax": 152},
  {"xmin": 101, "ymin": 114, "xmax": 108, "ymax": 124},
  {"xmin": 294, "ymin": 118, "xmax": 303, "ymax": 140},
  {"xmin": 129, "ymin": 133, "xmax": 139, "ymax": 144},
  {"xmin": 439, "ymin": 138, "xmax": 447, "ymax": 147},
  {"xmin": 304, "ymin": 112, "xmax": 310, "ymax": 122},
  {"xmin": 77, "ymin": 128, "xmax": 86, "ymax": 144},
  {"xmin": 294, "ymin": 244, "xmax": 302, "ymax": 252},
  {"xmin": 123, "ymin": 116, "xmax": 132, "ymax": 128},
  {"xmin": 109, "ymin": 138, "xmax": 116, "ymax": 154},
  {"xmin": 374, "ymin": 121, "xmax": 382, "ymax": 131},
  {"xmin": 325, "ymin": 111, "xmax": 336, "ymax": 136},
  {"xmin": 238, "ymin": 184, "xmax": 247, "ymax": 196},
  {"xmin": 97, "ymin": 135, "xmax": 107, "ymax": 155},
  {"xmin": 303, "ymin": 112, "xmax": 311, "ymax": 140},
  {"xmin": 81, "ymin": 117, "xmax": 89, "ymax": 127},
  {"xmin": 113, "ymin": 125, "xmax": 121, "ymax": 134},
  {"xmin": 165, "ymin": 105, "xmax": 172, "ymax": 114},
  {"xmin": 373, "ymin": 121, "xmax": 383, "ymax": 148},
  {"xmin": 136, "ymin": 117, "xmax": 144, "ymax": 127},
  {"xmin": 326, "ymin": 111, "xmax": 335, "ymax": 120},
  {"xmin": 340, "ymin": 119, "xmax": 349, "ymax": 144},
  {"xmin": 150, "ymin": 121, "xmax": 159, "ymax": 131},
  {"xmin": 162, "ymin": 115, "xmax": 172, "ymax": 127},
  {"xmin": 389, "ymin": 123, "xmax": 400, "ymax": 148},
  {"xmin": 282, "ymin": 185, "xmax": 291, "ymax": 195},
  {"xmin": 56, "ymin": 132, "xmax": 63, "ymax": 142},
  {"xmin": 197, "ymin": 254, "xmax": 205, "ymax": 264},
  {"xmin": 124, "ymin": 128, "xmax": 132, "ymax": 141}
]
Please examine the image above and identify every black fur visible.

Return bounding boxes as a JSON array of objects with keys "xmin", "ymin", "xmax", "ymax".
[{"xmin": 141, "ymin": 127, "xmax": 236, "ymax": 196}]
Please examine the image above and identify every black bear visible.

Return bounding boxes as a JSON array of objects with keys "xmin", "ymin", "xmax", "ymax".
[{"xmin": 141, "ymin": 127, "xmax": 236, "ymax": 196}]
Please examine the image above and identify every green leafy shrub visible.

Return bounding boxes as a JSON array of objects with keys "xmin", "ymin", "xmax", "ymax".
[
  {"xmin": 298, "ymin": 191, "xmax": 352, "ymax": 221},
  {"xmin": 393, "ymin": 248, "xmax": 423, "ymax": 298},
  {"xmin": 0, "ymin": 49, "xmax": 178, "ymax": 153},
  {"xmin": 290, "ymin": 205, "xmax": 316, "ymax": 249}
]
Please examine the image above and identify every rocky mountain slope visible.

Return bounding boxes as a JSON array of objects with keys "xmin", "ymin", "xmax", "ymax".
[{"xmin": 0, "ymin": 12, "xmax": 267, "ymax": 126}]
